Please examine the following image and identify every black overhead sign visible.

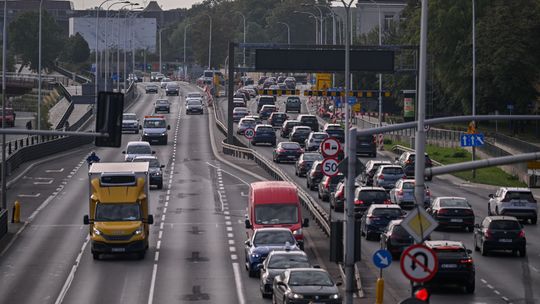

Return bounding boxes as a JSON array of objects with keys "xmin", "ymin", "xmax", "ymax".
[{"xmin": 255, "ymin": 49, "xmax": 395, "ymax": 72}]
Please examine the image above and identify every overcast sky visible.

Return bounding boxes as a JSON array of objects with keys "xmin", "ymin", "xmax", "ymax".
[{"xmin": 70, "ymin": 0, "xmax": 202, "ymax": 10}]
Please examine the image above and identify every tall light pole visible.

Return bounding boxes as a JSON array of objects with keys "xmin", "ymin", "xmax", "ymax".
[
  {"xmin": 116, "ymin": 3, "xmax": 134, "ymax": 92},
  {"xmin": 104, "ymin": 1, "xmax": 129, "ymax": 91},
  {"xmin": 2, "ymin": 0, "xmax": 8, "ymax": 211},
  {"xmin": 203, "ymin": 13, "xmax": 212, "ymax": 69},
  {"xmin": 38, "ymin": 0, "xmax": 44, "ymax": 130},
  {"xmin": 183, "ymin": 22, "xmax": 190, "ymax": 80},
  {"xmin": 95, "ymin": 0, "xmax": 114, "ymax": 107},
  {"xmin": 277, "ymin": 22, "xmax": 290, "ymax": 44},
  {"xmin": 234, "ymin": 12, "xmax": 246, "ymax": 66},
  {"xmin": 472, "ymin": 0, "xmax": 477, "ymax": 178},
  {"xmin": 295, "ymin": 11, "xmax": 319, "ymax": 44},
  {"xmin": 302, "ymin": 4, "xmax": 324, "ymax": 44},
  {"xmin": 369, "ymin": 0, "xmax": 383, "ymax": 127}
]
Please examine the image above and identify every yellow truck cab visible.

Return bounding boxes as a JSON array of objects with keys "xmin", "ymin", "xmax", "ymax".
[{"xmin": 83, "ymin": 162, "xmax": 154, "ymax": 260}]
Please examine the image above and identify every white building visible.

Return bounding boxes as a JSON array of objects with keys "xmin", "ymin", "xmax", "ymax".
[
  {"xmin": 356, "ymin": 0, "xmax": 407, "ymax": 36},
  {"xmin": 69, "ymin": 17, "xmax": 157, "ymax": 52}
]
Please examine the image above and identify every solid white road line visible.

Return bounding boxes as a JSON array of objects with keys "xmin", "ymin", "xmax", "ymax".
[
  {"xmin": 232, "ymin": 263, "xmax": 246, "ymax": 304},
  {"xmin": 147, "ymin": 263, "xmax": 159, "ymax": 304},
  {"xmin": 54, "ymin": 235, "xmax": 90, "ymax": 304}
]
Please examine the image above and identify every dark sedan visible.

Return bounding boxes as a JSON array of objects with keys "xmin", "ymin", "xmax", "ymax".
[
  {"xmin": 281, "ymin": 120, "xmax": 301, "ymax": 138},
  {"xmin": 318, "ymin": 174, "xmax": 345, "ymax": 202},
  {"xmin": 295, "ymin": 152, "xmax": 323, "ymax": 177},
  {"xmin": 259, "ymin": 251, "xmax": 311, "ymax": 298},
  {"xmin": 272, "ymin": 268, "xmax": 342, "ymax": 304},
  {"xmin": 252, "ymin": 125, "xmax": 276, "ymax": 146},
  {"xmin": 268, "ymin": 112, "xmax": 289, "ymax": 128},
  {"xmin": 289, "ymin": 126, "xmax": 312, "ymax": 147},
  {"xmin": 306, "ymin": 161, "xmax": 323, "ymax": 190},
  {"xmin": 273, "ymin": 142, "xmax": 303, "ymax": 163},
  {"xmin": 427, "ymin": 197, "xmax": 475, "ymax": 231},
  {"xmin": 380, "ymin": 220, "xmax": 414, "ymax": 259},
  {"xmin": 473, "ymin": 216, "xmax": 526, "ymax": 257}
]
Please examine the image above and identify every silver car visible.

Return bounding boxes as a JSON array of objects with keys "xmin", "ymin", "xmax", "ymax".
[
  {"xmin": 373, "ymin": 165, "xmax": 405, "ymax": 190},
  {"xmin": 304, "ymin": 132, "xmax": 329, "ymax": 151}
]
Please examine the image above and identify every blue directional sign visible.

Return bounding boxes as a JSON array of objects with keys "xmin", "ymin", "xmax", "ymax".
[
  {"xmin": 373, "ymin": 249, "xmax": 392, "ymax": 269},
  {"xmin": 348, "ymin": 97, "xmax": 357, "ymax": 105},
  {"xmin": 460, "ymin": 133, "xmax": 485, "ymax": 147}
]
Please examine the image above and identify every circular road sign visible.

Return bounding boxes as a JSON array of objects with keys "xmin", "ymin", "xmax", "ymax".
[
  {"xmin": 322, "ymin": 158, "xmax": 339, "ymax": 177},
  {"xmin": 373, "ymin": 249, "xmax": 392, "ymax": 269},
  {"xmin": 321, "ymin": 138, "xmax": 341, "ymax": 158},
  {"xmin": 244, "ymin": 128, "xmax": 255, "ymax": 140},
  {"xmin": 400, "ymin": 244, "xmax": 438, "ymax": 283}
]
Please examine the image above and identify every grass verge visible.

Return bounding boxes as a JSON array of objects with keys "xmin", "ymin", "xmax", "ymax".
[{"xmin": 385, "ymin": 140, "xmax": 526, "ymax": 187}]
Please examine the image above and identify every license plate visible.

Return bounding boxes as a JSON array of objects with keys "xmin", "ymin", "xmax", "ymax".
[
  {"xmin": 513, "ymin": 202, "xmax": 525, "ymax": 206},
  {"xmin": 450, "ymin": 218, "xmax": 463, "ymax": 223},
  {"xmin": 499, "ymin": 239, "xmax": 512, "ymax": 243},
  {"xmin": 441, "ymin": 264, "xmax": 457, "ymax": 268},
  {"xmin": 111, "ymin": 248, "xmax": 125, "ymax": 252},
  {"xmin": 288, "ymin": 156, "xmax": 296, "ymax": 159}
]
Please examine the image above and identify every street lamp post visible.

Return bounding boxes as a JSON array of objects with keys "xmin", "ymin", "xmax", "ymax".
[
  {"xmin": 183, "ymin": 22, "xmax": 190, "ymax": 80},
  {"xmin": 2, "ymin": 0, "xmax": 8, "ymax": 210},
  {"xmin": 116, "ymin": 3, "xmax": 134, "ymax": 92},
  {"xmin": 369, "ymin": 0, "xmax": 383, "ymax": 128},
  {"xmin": 302, "ymin": 4, "xmax": 325, "ymax": 44},
  {"xmin": 123, "ymin": 8, "xmax": 141, "ymax": 90},
  {"xmin": 38, "ymin": 0, "xmax": 44, "ymax": 130},
  {"xmin": 104, "ymin": 1, "xmax": 129, "ymax": 91},
  {"xmin": 204, "ymin": 13, "xmax": 212, "ymax": 69},
  {"xmin": 95, "ymin": 0, "xmax": 114, "ymax": 107},
  {"xmin": 472, "ymin": 0, "xmax": 477, "ymax": 178},
  {"xmin": 295, "ymin": 11, "xmax": 319, "ymax": 44},
  {"xmin": 235, "ymin": 12, "xmax": 246, "ymax": 66},
  {"xmin": 277, "ymin": 22, "xmax": 290, "ymax": 44}
]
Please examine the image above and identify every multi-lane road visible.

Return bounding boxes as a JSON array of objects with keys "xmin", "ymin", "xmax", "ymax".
[{"xmin": 217, "ymin": 93, "xmax": 540, "ymax": 304}]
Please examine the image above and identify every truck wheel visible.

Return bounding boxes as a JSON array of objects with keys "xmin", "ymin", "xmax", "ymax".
[{"xmin": 92, "ymin": 252, "xmax": 100, "ymax": 260}]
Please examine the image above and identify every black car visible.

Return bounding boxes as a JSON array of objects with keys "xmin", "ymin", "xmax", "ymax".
[
  {"xmin": 473, "ymin": 216, "xmax": 526, "ymax": 257},
  {"xmin": 272, "ymin": 268, "xmax": 342, "ymax": 304},
  {"xmin": 132, "ymin": 156, "xmax": 164, "ymax": 189},
  {"xmin": 358, "ymin": 160, "xmax": 393, "ymax": 186},
  {"xmin": 273, "ymin": 142, "xmax": 303, "ymax": 163},
  {"xmin": 281, "ymin": 120, "xmax": 301, "ymax": 138},
  {"xmin": 289, "ymin": 126, "xmax": 312, "ymax": 147},
  {"xmin": 380, "ymin": 219, "xmax": 414, "ymax": 259},
  {"xmin": 356, "ymin": 134, "xmax": 377, "ymax": 157},
  {"xmin": 427, "ymin": 197, "xmax": 475, "ymax": 231},
  {"xmin": 252, "ymin": 125, "xmax": 276, "ymax": 146},
  {"xmin": 323, "ymin": 123, "xmax": 345, "ymax": 143},
  {"xmin": 361, "ymin": 204, "xmax": 405, "ymax": 241},
  {"xmin": 353, "ymin": 187, "xmax": 391, "ymax": 216},
  {"xmin": 295, "ymin": 152, "xmax": 323, "ymax": 177},
  {"xmin": 260, "ymin": 105, "xmax": 278, "ymax": 120},
  {"xmin": 259, "ymin": 251, "xmax": 311, "ymax": 298},
  {"xmin": 268, "ymin": 112, "xmax": 288, "ymax": 128},
  {"xmin": 306, "ymin": 161, "xmax": 323, "ymax": 190},
  {"xmin": 257, "ymin": 95, "xmax": 276, "ymax": 112},
  {"xmin": 285, "ymin": 96, "xmax": 301, "ymax": 113},
  {"xmin": 395, "ymin": 151, "xmax": 433, "ymax": 181},
  {"xmin": 154, "ymin": 99, "xmax": 170, "ymax": 113},
  {"xmin": 297, "ymin": 114, "xmax": 319, "ymax": 132},
  {"xmin": 318, "ymin": 174, "xmax": 344, "ymax": 202},
  {"xmin": 145, "ymin": 84, "xmax": 159, "ymax": 93},
  {"xmin": 424, "ymin": 240, "xmax": 475, "ymax": 294}
]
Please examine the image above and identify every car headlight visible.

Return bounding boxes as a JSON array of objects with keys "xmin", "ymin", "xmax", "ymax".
[
  {"xmin": 134, "ymin": 226, "xmax": 144, "ymax": 235},
  {"xmin": 143, "ymin": 133, "xmax": 149, "ymax": 137},
  {"xmin": 153, "ymin": 172, "xmax": 162, "ymax": 176},
  {"xmin": 293, "ymin": 228, "xmax": 302, "ymax": 235},
  {"xmin": 93, "ymin": 227, "xmax": 102, "ymax": 236},
  {"xmin": 161, "ymin": 132, "xmax": 167, "ymax": 136},
  {"xmin": 331, "ymin": 293, "xmax": 340, "ymax": 299},
  {"xmin": 251, "ymin": 253, "xmax": 260, "ymax": 259},
  {"xmin": 288, "ymin": 292, "xmax": 303, "ymax": 299}
]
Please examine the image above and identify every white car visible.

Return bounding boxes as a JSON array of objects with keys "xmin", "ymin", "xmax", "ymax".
[
  {"xmin": 122, "ymin": 141, "xmax": 155, "ymax": 162},
  {"xmin": 160, "ymin": 78, "xmax": 171, "ymax": 88}
]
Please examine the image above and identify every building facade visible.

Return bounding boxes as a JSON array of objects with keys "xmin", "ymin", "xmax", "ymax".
[{"xmin": 356, "ymin": 0, "xmax": 407, "ymax": 36}]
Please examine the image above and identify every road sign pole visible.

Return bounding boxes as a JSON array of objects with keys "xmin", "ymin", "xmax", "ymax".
[
  {"xmin": 414, "ymin": 0, "xmax": 428, "ymax": 215},
  {"xmin": 344, "ymin": 127, "xmax": 357, "ymax": 301},
  {"xmin": 227, "ymin": 41, "xmax": 235, "ymax": 145}
]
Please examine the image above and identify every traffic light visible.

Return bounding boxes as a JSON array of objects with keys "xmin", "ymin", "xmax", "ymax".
[{"xmin": 95, "ymin": 92, "xmax": 123, "ymax": 147}]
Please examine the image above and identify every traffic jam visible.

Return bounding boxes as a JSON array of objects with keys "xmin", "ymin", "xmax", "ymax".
[{"xmin": 223, "ymin": 75, "xmax": 537, "ymax": 303}]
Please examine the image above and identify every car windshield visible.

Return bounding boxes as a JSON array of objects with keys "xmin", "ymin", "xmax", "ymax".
[
  {"xmin": 312, "ymin": 133, "xmax": 328, "ymax": 140},
  {"xmin": 281, "ymin": 143, "xmax": 301, "ymax": 150},
  {"xmin": 254, "ymin": 204, "xmax": 299, "ymax": 225},
  {"xmin": 489, "ymin": 220, "xmax": 521, "ymax": 230},
  {"xmin": 126, "ymin": 145, "xmax": 151, "ymax": 154},
  {"xmin": 123, "ymin": 114, "xmax": 137, "ymax": 121},
  {"xmin": 294, "ymin": 128, "xmax": 311, "ymax": 134},
  {"xmin": 253, "ymin": 230, "xmax": 295, "ymax": 246},
  {"xmin": 133, "ymin": 158, "xmax": 160, "ymax": 168},
  {"xmin": 286, "ymin": 122, "xmax": 300, "ymax": 128},
  {"xmin": 262, "ymin": 106, "xmax": 276, "ymax": 112},
  {"xmin": 358, "ymin": 191, "xmax": 388, "ymax": 201},
  {"xmin": 358, "ymin": 135, "xmax": 374, "ymax": 142},
  {"xmin": 382, "ymin": 167, "xmax": 404, "ymax": 175},
  {"xmin": 144, "ymin": 120, "xmax": 166, "ymax": 128},
  {"xmin": 372, "ymin": 208, "xmax": 403, "ymax": 217},
  {"xmin": 188, "ymin": 93, "xmax": 202, "ymax": 98},
  {"xmin": 301, "ymin": 117, "xmax": 317, "ymax": 123},
  {"xmin": 156, "ymin": 100, "xmax": 168, "ymax": 104},
  {"xmin": 95, "ymin": 203, "xmax": 141, "ymax": 221},
  {"xmin": 187, "ymin": 100, "xmax": 201, "ymax": 105},
  {"xmin": 503, "ymin": 191, "xmax": 535, "ymax": 201},
  {"xmin": 440, "ymin": 199, "xmax": 470, "ymax": 208},
  {"xmin": 287, "ymin": 98, "xmax": 299, "ymax": 103},
  {"xmin": 303, "ymin": 153, "xmax": 323, "ymax": 161},
  {"xmin": 288, "ymin": 271, "xmax": 334, "ymax": 286},
  {"xmin": 402, "ymin": 182, "xmax": 415, "ymax": 189},
  {"xmin": 268, "ymin": 255, "xmax": 310, "ymax": 269},
  {"xmin": 256, "ymin": 127, "xmax": 274, "ymax": 133},
  {"xmin": 240, "ymin": 120, "xmax": 255, "ymax": 127}
]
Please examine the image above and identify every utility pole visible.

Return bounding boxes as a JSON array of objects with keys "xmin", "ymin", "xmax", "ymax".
[
  {"xmin": 472, "ymin": 0, "xmax": 477, "ymax": 178},
  {"xmin": 2, "ymin": 0, "xmax": 8, "ymax": 211}
]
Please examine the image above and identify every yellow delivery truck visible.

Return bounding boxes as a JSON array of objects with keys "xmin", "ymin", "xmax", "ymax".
[{"xmin": 83, "ymin": 162, "xmax": 154, "ymax": 260}]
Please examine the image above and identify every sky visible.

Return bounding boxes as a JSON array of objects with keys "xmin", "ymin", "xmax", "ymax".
[{"xmin": 70, "ymin": 0, "xmax": 202, "ymax": 10}]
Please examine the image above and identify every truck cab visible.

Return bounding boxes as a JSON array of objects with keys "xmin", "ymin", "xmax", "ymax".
[{"xmin": 83, "ymin": 162, "xmax": 154, "ymax": 260}]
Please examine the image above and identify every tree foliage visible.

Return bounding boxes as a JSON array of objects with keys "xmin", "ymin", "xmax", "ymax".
[
  {"xmin": 8, "ymin": 11, "xmax": 64, "ymax": 71},
  {"xmin": 61, "ymin": 33, "xmax": 90, "ymax": 64}
]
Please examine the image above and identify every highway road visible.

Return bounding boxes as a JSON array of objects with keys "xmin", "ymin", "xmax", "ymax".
[
  {"xmin": 217, "ymin": 93, "xmax": 540, "ymax": 304},
  {"xmin": 0, "ymin": 83, "xmax": 339, "ymax": 304}
]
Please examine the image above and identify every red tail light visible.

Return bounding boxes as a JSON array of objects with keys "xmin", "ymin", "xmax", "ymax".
[
  {"xmin": 459, "ymin": 258, "xmax": 473, "ymax": 266},
  {"xmin": 338, "ymin": 190, "xmax": 344, "ymax": 199},
  {"xmin": 384, "ymin": 199, "xmax": 392, "ymax": 204},
  {"xmin": 518, "ymin": 230, "xmax": 525, "ymax": 238},
  {"xmin": 277, "ymin": 148, "xmax": 285, "ymax": 153},
  {"xmin": 484, "ymin": 229, "xmax": 492, "ymax": 239},
  {"xmin": 437, "ymin": 209, "xmax": 449, "ymax": 215},
  {"xmin": 463, "ymin": 209, "xmax": 474, "ymax": 215},
  {"xmin": 397, "ymin": 190, "xmax": 403, "ymax": 196},
  {"xmin": 354, "ymin": 199, "xmax": 364, "ymax": 205},
  {"xmin": 402, "ymin": 175, "xmax": 407, "ymax": 179},
  {"xmin": 405, "ymin": 160, "xmax": 412, "ymax": 164},
  {"xmin": 426, "ymin": 190, "xmax": 431, "ymax": 196},
  {"xmin": 378, "ymin": 174, "xmax": 384, "ymax": 180}
]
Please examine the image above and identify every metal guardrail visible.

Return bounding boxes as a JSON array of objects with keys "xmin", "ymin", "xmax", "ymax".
[
  {"xmin": 212, "ymin": 99, "xmax": 330, "ymax": 235},
  {"xmin": 52, "ymin": 64, "xmax": 91, "ymax": 84}
]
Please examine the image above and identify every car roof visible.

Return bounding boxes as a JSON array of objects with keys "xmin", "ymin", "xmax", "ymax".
[
  {"xmin": 133, "ymin": 155, "xmax": 158, "ymax": 161},
  {"xmin": 286, "ymin": 268, "xmax": 328, "ymax": 274},
  {"xmin": 424, "ymin": 240, "xmax": 465, "ymax": 249},
  {"xmin": 435, "ymin": 196, "xmax": 467, "ymax": 201},
  {"xmin": 369, "ymin": 204, "xmax": 401, "ymax": 210},
  {"xmin": 233, "ymin": 107, "xmax": 248, "ymax": 111},
  {"xmin": 255, "ymin": 124, "xmax": 273, "ymax": 129},
  {"xmin": 268, "ymin": 250, "xmax": 307, "ymax": 257},
  {"xmin": 254, "ymin": 227, "xmax": 294, "ymax": 233},
  {"xmin": 127, "ymin": 141, "xmax": 150, "ymax": 146},
  {"xmin": 500, "ymin": 187, "xmax": 532, "ymax": 192},
  {"xmin": 357, "ymin": 186, "xmax": 386, "ymax": 191},
  {"xmin": 485, "ymin": 215, "xmax": 519, "ymax": 221},
  {"xmin": 379, "ymin": 165, "xmax": 403, "ymax": 169},
  {"xmin": 123, "ymin": 112, "xmax": 136, "ymax": 116}
]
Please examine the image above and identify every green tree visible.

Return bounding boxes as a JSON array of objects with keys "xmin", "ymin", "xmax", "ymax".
[
  {"xmin": 61, "ymin": 33, "xmax": 90, "ymax": 64},
  {"xmin": 8, "ymin": 10, "xmax": 64, "ymax": 71}
]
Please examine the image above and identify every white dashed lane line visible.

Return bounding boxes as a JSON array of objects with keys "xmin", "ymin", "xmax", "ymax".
[{"xmin": 480, "ymin": 278, "xmax": 512, "ymax": 303}]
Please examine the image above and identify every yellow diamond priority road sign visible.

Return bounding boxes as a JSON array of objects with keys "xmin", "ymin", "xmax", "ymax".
[{"xmin": 400, "ymin": 207, "xmax": 438, "ymax": 243}]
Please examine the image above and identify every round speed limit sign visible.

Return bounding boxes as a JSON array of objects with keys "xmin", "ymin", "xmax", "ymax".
[
  {"xmin": 322, "ymin": 158, "xmax": 339, "ymax": 177},
  {"xmin": 244, "ymin": 128, "xmax": 255, "ymax": 140}
]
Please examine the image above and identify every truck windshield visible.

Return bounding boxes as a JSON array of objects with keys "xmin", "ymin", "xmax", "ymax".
[
  {"xmin": 255, "ymin": 204, "xmax": 298, "ymax": 225},
  {"xmin": 95, "ymin": 203, "xmax": 141, "ymax": 221}
]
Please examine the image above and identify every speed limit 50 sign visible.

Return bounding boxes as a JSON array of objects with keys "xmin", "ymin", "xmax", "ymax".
[{"xmin": 322, "ymin": 158, "xmax": 339, "ymax": 177}]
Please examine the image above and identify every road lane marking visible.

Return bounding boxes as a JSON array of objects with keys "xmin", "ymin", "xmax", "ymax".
[
  {"xmin": 232, "ymin": 263, "xmax": 246, "ymax": 304},
  {"xmin": 17, "ymin": 193, "xmax": 41, "ymax": 198},
  {"xmin": 147, "ymin": 263, "xmax": 159, "ymax": 304},
  {"xmin": 54, "ymin": 235, "xmax": 90, "ymax": 304},
  {"xmin": 33, "ymin": 179, "xmax": 54, "ymax": 185},
  {"xmin": 46, "ymin": 168, "xmax": 64, "ymax": 173},
  {"xmin": 206, "ymin": 162, "xmax": 250, "ymax": 185}
]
